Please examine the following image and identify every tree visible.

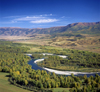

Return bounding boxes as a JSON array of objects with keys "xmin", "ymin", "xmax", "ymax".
[
  {"xmin": 44, "ymin": 82, "xmax": 47, "ymax": 88},
  {"xmin": 55, "ymin": 83, "xmax": 58, "ymax": 88},
  {"xmin": 24, "ymin": 80, "xmax": 28, "ymax": 86},
  {"xmin": 47, "ymin": 81, "xmax": 51, "ymax": 88},
  {"xmin": 71, "ymin": 73, "xmax": 74, "ymax": 77},
  {"xmin": 38, "ymin": 81, "xmax": 43, "ymax": 88},
  {"xmin": 84, "ymin": 78, "xmax": 91, "ymax": 85},
  {"xmin": 83, "ymin": 75, "xmax": 87, "ymax": 80},
  {"xmin": 87, "ymin": 84, "xmax": 92, "ymax": 90},
  {"xmin": 51, "ymin": 81, "xmax": 55, "ymax": 88},
  {"xmin": 83, "ymin": 86, "xmax": 87, "ymax": 92}
]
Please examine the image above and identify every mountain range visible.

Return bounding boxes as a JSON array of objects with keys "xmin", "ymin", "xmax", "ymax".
[{"xmin": 0, "ymin": 22, "xmax": 100, "ymax": 36}]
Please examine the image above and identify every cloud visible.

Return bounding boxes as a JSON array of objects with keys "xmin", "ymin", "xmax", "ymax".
[
  {"xmin": 0, "ymin": 20, "xmax": 18, "ymax": 24},
  {"xmin": 13, "ymin": 14, "xmax": 58, "ymax": 23},
  {"xmin": 50, "ymin": 14, "xmax": 52, "ymax": 16},
  {"xmin": 14, "ymin": 16, "xmax": 45, "ymax": 21},
  {"xmin": 30, "ymin": 19, "xmax": 58, "ymax": 23},
  {"xmin": 61, "ymin": 16, "xmax": 71, "ymax": 19},
  {"xmin": 44, "ymin": 14, "xmax": 52, "ymax": 16},
  {"xmin": 2, "ymin": 14, "xmax": 59, "ymax": 24},
  {"xmin": 61, "ymin": 16, "xmax": 65, "ymax": 18}
]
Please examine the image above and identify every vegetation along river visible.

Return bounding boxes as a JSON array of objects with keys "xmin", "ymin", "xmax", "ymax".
[{"xmin": 27, "ymin": 54, "xmax": 100, "ymax": 77}]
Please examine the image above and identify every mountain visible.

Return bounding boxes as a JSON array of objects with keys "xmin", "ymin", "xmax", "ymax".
[
  {"xmin": 0, "ymin": 26, "xmax": 64, "ymax": 36},
  {"xmin": 61, "ymin": 22, "xmax": 100, "ymax": 34},
  {"xmin": 0, "ymin": 22, "xmax": 100, "ymax": 36}
]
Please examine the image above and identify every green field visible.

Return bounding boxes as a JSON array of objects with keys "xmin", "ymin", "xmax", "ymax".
[
  {"xmin": 0, "ymin": 72, "xmax": 31, "ymax": 92},
  {"xmin": 53, "ymin": 88, "xmax": 70, "ymax": 92}
]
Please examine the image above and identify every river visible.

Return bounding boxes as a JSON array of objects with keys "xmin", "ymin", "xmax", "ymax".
[{"xmin": 27, "ymin": 54, "xmax": 100, "ymax": 77}]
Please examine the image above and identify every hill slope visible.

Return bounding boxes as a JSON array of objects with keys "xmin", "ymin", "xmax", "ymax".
[{"xmin": 0, "ymin": 22, "xmax": 100, "ymax": 36}]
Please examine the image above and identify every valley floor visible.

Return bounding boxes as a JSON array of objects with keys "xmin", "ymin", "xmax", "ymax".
[{"xmin": 0, "ymin": 34, "xmax": 100, "ymax": 54}]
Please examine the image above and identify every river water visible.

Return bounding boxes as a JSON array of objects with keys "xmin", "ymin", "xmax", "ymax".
[
  {"xmin": 28, "ymin": 59, "xmax": 45, "ymax": 70},
  {"xmin": 28, "ymin": 58, "xmax": 100, "ymax": 77}
]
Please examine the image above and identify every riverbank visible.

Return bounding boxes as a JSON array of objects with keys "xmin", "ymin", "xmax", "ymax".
[
  {"xmin": 34, "ymin": 59, "xmax": 44, "ymax": 63},
  {"xmin": 26, "ymin": 53, "xmax": 100, "ymax": 76},
  {"xmin": 33, "ymin": 56, "xmax": 100, "ymax": 75},
  {"xmin": 43, "ymin": 67, "xmax": 99, "ymax": 75}
]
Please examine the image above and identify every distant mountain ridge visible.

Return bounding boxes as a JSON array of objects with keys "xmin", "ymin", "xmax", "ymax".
[{"xmin": 0, "ymin": 22, "xmax": 100, "ymax": 36}]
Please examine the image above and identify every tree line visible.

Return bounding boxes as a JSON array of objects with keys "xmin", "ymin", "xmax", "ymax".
[{"xmin": 37, "ymin": 47, "xmax": 100, "ymax": 72}]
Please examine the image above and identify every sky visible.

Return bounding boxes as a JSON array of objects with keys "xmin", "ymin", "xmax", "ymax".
[{"xmin": 0, "ymin": 0, "xmax": 100, "ymax": 28}]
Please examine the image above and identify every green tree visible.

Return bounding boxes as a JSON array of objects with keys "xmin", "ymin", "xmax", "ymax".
[{"xmin": 24, "ymin": 80, "xmax": 28, "ymax": 86}]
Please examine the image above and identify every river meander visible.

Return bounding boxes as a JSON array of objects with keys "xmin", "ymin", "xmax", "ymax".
[{"xmin": 27, "ymin": 54, "xmax": 100, "ymax": 77}]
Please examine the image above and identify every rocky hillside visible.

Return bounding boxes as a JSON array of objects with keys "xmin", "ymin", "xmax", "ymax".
[{"xmin": 0, "ymin": 22, "xmax": 100, "ymax": 36}]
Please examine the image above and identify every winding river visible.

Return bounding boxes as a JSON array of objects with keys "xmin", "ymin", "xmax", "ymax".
[{"xmin": 27, "ymin": 54, "xmax": 100, "ymax": 77}]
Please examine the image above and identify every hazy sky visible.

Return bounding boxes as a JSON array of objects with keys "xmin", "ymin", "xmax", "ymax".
[{"xmin": 0, "ymin": 0, "xmax": 100, "ymax": 28}]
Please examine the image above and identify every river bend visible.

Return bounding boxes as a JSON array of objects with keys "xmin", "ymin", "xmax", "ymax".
[{"xmin": 27, "ymin": 54, "xmax": 100, "ymax": 77}]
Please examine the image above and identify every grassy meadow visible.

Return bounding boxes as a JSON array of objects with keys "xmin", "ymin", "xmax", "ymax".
[
  {"xmin": 0, "ymin": 72, "xmax": 31, "ymax": 92},
  {"xmin": 53, "ymin": 88, "xmax": 70, "ymax": 92}
]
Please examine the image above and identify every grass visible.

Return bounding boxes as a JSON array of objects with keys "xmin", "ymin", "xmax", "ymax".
[
  {"xmin": 0, "ymin": 72, "xmax": 31, "ymax": 92},
  {"xmin": 27, "ymin": 47, "xmax": 42, "ymax": 52},
  {"xmin": 52, "ymin": 88, "xmax": 70, "ymax": 92},
  {"xmin": 22, "ymin": 45, "xmax": 42, "ymax": 52}
]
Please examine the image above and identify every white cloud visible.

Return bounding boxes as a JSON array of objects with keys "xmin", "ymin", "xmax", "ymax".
[
  {"xmin": 30, "ymin": 19, "xmax": 58, "ymax": 23},
  {"xmin": 61, "ymin": 16, "xmax": 65, "ymax": 18},
  {"xmin": 0, "ymin": 20, "xmax": 18, "ymax": 24},
  {"xmin": 50, "ymin": 14, "xmax": 52, "ymax": 16},
  {"xmin": 11, "ymin": 20, "xmax": 17, "ymax": 23},
  {"xmin": 12, "ymin": 14, "xmax": 58, "ymax": 23},
  {"xmin": 14, "ymin": 16, "xmax": 45, "ymax": 21},
  {"xmin": 2, "ymin": 14, "xmax": 59, "ymax": 24},
  {"xmin": 40, "ymin": 15, "xmax": 43, "ymax": 16}
]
